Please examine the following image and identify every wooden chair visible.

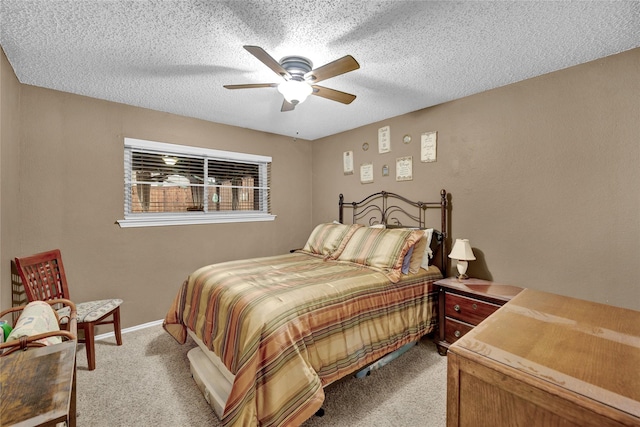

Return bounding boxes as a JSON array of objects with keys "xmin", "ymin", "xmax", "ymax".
[{"xmin": 14, "ymin": 249, "xmax": 123, "ymax": 370}]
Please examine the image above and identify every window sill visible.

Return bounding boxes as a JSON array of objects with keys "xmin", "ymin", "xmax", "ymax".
[{"xmin": 117, "ymin": 212, "xmax": 276, "ymax": 228}]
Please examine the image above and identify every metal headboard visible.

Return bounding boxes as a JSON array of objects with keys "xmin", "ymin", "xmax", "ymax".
[{"xmin": 338, "ymin": 189, "xmax": 448, "ymax": 276}]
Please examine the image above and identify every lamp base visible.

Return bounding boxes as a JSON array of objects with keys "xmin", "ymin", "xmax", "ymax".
[{"xmin": 455, "ymin": 260, "xmax": 469, "ymax": 280}]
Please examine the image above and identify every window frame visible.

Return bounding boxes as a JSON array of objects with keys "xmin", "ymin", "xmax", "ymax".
[{"xmin": 118, "ymin": 138, "xmax": 275, "ymax": 228}]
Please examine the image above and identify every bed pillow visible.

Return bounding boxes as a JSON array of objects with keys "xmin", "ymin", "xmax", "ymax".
[
  {"xmin": 420, "ymin": 228, "xmax": 435, "ymax": 270},
  {"xmin": 401, "ymin": 245, "xmax": 414, "ymax": 274},
  {"xmin": 408, "ymin": 231, "xmax": 428, "ymax": 273},
  {"xmin": 386, "ymin": 227, "xmax": 435, "ymax": 272},
  {"xmin": 301, "ymin": 222, "xmax": 362, "ymax": 258},
  {"xmin": 337, "ymin": 227, "xmax": 423, "ymax": 282}
]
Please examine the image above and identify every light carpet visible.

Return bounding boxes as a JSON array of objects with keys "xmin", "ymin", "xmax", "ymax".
[{"xmin": 75, "ymin": 325, "xmax": 447, "ymax": 426}]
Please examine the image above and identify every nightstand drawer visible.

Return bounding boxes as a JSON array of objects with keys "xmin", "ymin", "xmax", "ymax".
[
  {"xmin": 445, "ymin": 292, "xmax": 501, "ymax": 325},
  {"xmin": 444, "ymin": 317, "xmax": 473, "ymax": 344}
]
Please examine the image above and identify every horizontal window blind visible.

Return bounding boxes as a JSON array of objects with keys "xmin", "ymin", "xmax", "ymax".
[{"xmin": 120, "ymin": 138, "xmax": 273, "ymax": 227}]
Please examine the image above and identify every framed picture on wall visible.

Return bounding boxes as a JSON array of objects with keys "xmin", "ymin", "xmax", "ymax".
[
  {"xmin": 421, "ymin": 131, "xmax": 437, "ymax": 162},
  {"xmin": 396, "ymin": 156, "xmax": 413, "ymax": 181},
  {"xmin": 378, "ymin": 126, "xmax": 390, "ymax": 154},
  {"xmin": 343, "ymin": 150, "xmax": 354, "ymax": 175},
  {"xmin": 360, "ymin": 163, "xmax": 374, "ymax": 184}
]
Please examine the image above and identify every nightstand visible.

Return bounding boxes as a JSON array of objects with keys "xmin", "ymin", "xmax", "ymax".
[{"xmin": 434, "ymin": 277, "xmax": 523, "ymax": 355}]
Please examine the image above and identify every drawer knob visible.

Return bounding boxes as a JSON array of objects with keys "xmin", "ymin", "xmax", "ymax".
[
  {"xmin": 454, "ymin": 304, "xmax": 460, "ymax": 312},
  {"xmin": 472, "ymin": 303, "xmax": 478, "ymax": 310},
  {"xmin": 454, "ymin": 330, "xmax": 461, "ymax": 338}
]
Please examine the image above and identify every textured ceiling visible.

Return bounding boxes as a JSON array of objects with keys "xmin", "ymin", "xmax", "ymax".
[{"xmin": 1, "ymin": 1, "xmax": 639, "ymax": 140}]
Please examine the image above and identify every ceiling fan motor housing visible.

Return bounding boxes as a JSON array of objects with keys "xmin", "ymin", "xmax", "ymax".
[{"xmin": 279, "ymin": 56, "xmax": 313, "ymax": 81}]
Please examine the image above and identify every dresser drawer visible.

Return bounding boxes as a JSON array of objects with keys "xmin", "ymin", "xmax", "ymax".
[
  {"xmin": 445, "ymin": 292, "xmax": 501, "ymax": 325},
  {"xmin": 444, "ymin": 317, "xmax": 473, "ymax": 344}
]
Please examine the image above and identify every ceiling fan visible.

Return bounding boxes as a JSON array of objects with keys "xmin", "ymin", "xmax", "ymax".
[{"xmin": 224, "ymin": 45, "xmax": 360, "ymax": 112}]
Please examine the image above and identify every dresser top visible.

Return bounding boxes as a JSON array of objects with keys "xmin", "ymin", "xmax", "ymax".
[
  {"xmin": 450, "ymin": 288, "xmax": 640, "ymax": 419},
  {"xmin": 435, "ymin": 277, "xmax": 523, "ymax": 302}
]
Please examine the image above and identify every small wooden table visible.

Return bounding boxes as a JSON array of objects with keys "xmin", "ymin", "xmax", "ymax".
[
  {"xmin": 447, "ymin": 288, "xmax": 640, "ymax": 426},
  {"xmin": 0, "ymin": 340, "xmax": 77, "ymax": 427},
  {"xmin": 434, "ymin": 277, "xmax": 523, "ymax": 355}
]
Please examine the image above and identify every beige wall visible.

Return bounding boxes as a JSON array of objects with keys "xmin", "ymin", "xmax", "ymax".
[
  {"xmin": 0, "ymin": 48, "xmax": 314, "ymax": 328},
  {"xmin": 1, "ymin": 48, "xmax": 22, "ymax": 310},
  {"xmin": 2, "ymin": 47, "xmax": 638, "ymax": 328},
  {"xmin": 312, "ymin": 48, "xmax": 640, "ymax": 311}
]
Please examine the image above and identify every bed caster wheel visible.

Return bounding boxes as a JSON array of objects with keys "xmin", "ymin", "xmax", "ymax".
[{"xmin": 315, "ymin": 408, "xmax": 325, "ymax": 417}]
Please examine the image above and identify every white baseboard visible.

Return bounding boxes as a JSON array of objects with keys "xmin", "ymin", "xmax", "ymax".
[{"xmin": 95, "ymin": 319, "xmax": 164, "ymax": 341}]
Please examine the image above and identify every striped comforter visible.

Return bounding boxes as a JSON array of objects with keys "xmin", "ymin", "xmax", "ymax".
[{"xmin": 164, "ymin": 251, "xmax": 441, "ymax": 426}]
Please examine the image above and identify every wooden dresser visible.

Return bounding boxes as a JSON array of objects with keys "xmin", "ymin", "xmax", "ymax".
[{"xmin": 447, "ymin": 288, "xmax": 640, "ymax": 427}]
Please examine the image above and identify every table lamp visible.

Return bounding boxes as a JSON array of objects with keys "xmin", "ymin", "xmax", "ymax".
[{"xmin": 448, "ymin": 239, "xmax": 476, "ymax": 279}]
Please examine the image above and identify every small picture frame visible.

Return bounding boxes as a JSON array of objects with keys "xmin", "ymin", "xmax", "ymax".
[{"xmin": 382, "ymin": 164, "xmax": 389, "ymax": 176}]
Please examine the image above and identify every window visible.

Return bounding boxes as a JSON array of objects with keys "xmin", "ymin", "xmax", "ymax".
[{"xmin": 118, "ymin": 138, "xmax": 275, "ymax": 228}]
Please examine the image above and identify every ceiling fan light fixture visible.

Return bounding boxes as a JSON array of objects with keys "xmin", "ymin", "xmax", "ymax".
[{"xmin": 277, "ymin": 80, "xmax": 313, "ymax": 105}]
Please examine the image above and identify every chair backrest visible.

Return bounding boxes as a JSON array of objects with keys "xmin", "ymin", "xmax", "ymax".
[{"xmin": 14, "ymin": 249, "xmax": 71, "ymax": 303}]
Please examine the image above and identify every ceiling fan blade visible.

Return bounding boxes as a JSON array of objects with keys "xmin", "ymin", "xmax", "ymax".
[
  {"xmin": 224, "ymin": 83, "xmax": 278, "ymax": 89},
  {"xmin": 311, "ymin": 85, "xmax": 357, "ymax": 104},
  {"xmin": 281, "ymin": 100, "xmax": 296, "ymax": 112},
  {"xmin": 244, "ymin": 45, "xmax": 291, "ymax": 80},
  {"xmin": 305, "ymin": 55, "xmax": 360, "ymax": 83}
]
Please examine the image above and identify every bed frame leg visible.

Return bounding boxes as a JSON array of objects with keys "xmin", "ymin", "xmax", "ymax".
[{"xmin": 315, "ymin": 408, "xmax": 325, "ymax": 417}]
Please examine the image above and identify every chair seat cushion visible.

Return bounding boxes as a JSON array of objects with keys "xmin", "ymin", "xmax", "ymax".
[{"xmin": 57, "ymin": 299, "xmax": 123, "ymax": 323}]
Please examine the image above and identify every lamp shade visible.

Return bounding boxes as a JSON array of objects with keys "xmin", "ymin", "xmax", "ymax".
[
  {"xmin": 448, "ymin": 239, "xmax": 476, "ymax": 261},
  {"xmin": 277, "ymin": 80, "xmax": 313, "ymax": 105}
]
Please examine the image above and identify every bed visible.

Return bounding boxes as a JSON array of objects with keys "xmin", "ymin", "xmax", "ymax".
[{"xmin": 163, "ymin": 189, "xmax": 449, "ymax": 426}]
